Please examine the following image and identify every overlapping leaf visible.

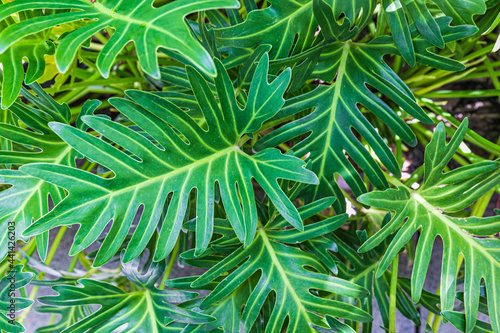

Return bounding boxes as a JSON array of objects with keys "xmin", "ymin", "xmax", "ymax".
[
  {"xmin": 0, "ymin": 11, "xmax": 54, "ymax": 109},
  {"xmin": 443, "ymin": 311, "xmax": 493, "ymax": 333},
  {"xmin": 38, "ymin": 255, "xmax": 213, "ymax": 333},
  {"xmin": 310, "ymin": 315, "xmax": 356, "ymax": 333},
  {"xmin": 167, "ymin": 277, "xmax": 256, "ymax": 333},
  {"xmin": 35, "ymin": 305, "xmax": 91, "ymax": 333},
  {"xmin": 256, "ymin": 18, "xmax": 475, "ymax": 212},
  {"xmin": 304, "ymin": 223, "xmax": 421, "ymax": 331},
  {"xmin": 191, "ymin": 198, "xmax": 372, "ymax": 333},
  {"xmin": 433, "ymin": 0, "xmax": 487, "ymax": 25},
  {"xmin": 215, "ymin": 0, "xmax": 318, "ymax": 60},
  {"xmin": 0, "ymin": 0, "xmax": 240, "ymax": 79},
  {"xmin": 358, "ymin": 120, "xmax": 500, "ymax": 333},
  {"xmin": 381, "ymin": 0, "xmax": 485, "ymax": 65},
  {"xmin": 0, "ymin": 83, "xmax": 80, "ymax": 262},
  {"xmin": 313, "ymin": 0, "xmax": 376, "ymax": 42},
  {"xmin": 21, "ymin": 54, "xmax": 318, "ymax": 266},
  {"xmin": 0, "ymin": 265, "xmax": 34, "ymax": 333}
]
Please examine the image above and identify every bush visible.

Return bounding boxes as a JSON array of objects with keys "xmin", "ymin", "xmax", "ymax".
[{"xmin": 0, "ymin": 0, "xmax": 499, "ymax": 332}]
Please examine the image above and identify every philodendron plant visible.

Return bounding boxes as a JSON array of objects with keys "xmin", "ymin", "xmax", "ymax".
[{"xmin": 0, "ymin": 0, "xmax": 499, "ymax": 332}]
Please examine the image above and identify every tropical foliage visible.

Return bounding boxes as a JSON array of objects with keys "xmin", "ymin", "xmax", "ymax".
[{"xmin": 0, "ymin": 0, "xmax": 499, "ymax": 332}]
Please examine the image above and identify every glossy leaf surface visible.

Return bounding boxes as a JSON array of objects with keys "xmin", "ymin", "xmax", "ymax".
[
  {"xmin": 256, "ymin": 19, "xmax": 474, "ymax": 212},
  {"xmin": 0, "ymin": 0, "xmax": 240, "ymax": 79},
  {"xmin": 192, "ymin": 200, "xmax": 372, "ymax": 332},
  {"xmin": 21, "ymin": 55, "xmax": 318, "ymax": 266},
  {"xmin": 0, "ymin": 84, "xmax": 77, "ymax": 262},
  {"xmin": 359, "ymin": 120, "xmax": 500, "ymax": 333}
]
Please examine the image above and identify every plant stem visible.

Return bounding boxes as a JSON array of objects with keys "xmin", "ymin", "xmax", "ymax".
[
  {"xmin": 159, "ymin": 240, "xmax": 180, "ymax": 290},
  {"xmin": 388, "ymin": 255, "xmax": 399, "ymax": 333}
]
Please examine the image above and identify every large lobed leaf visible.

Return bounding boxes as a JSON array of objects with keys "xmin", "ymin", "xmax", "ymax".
[
  {"xmin": 215, "ymin": 0, "xmax": 379, "ymax": 61},
  {"xmin": 34, "ymin": 305, "xmax": 91, "ymax": 333},
  {"xmin": 215, "ymin": 0, "xmax": 318, "ymax": 60},
  {"xmin": 0, "ymin": 83, "xmax": 80, "ymax": 262},
  {"xmin": 304, "ymin": 219, "xmax": 422, "ymax": 331},
  {"xmin": 358, "ymin": 120, "xmax": 500, "ymax": 333},
  {"xmin": 38, "ymin": 255, "xmax": 213, "ymax": 333},
  {"xmin": 191, "ymin": 198, "xmax": 372, "ymax": 332},
  {"xmin": 257, "ymin": 18, "xmax": 475, "ymax": 212},
  {"xmin": 167, "ymin": 277, "xmax": 256, "ymax": 332},
  {"xmin": 0, "ymin": 0, "xmax": 240, "ymax": 80},
  {"xmin": 21, "ymin": 54, "xmax": 318, "ymax": 266}
]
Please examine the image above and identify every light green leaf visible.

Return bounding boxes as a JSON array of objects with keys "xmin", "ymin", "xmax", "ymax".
[
  {"xmin": 21, "ymin": 54, "xmax": 318, "ymax": 266},
  {"xmin": 0, "ymin": 83, "xmax": 76, "ymax": 262},
  {"xmin": 358, "ymin": 120, "xmax": 500, "ymax": 333},
  {"xmin": 0, "ymin": 0, "xmax": 240, "ymax": 79}
]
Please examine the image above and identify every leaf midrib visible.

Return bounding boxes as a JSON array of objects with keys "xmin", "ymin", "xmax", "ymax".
[
  {"xmin": 99, "ymin": 145, "xmax": 238, "ymax": 195},
  {"xmin": 144, "ymin": 290, "xmax": 160, "ymax": 333},
  {"xmin": 258, "ymin": 228, "xmax": 313, "ymax": 324},
  {"xmin": 315, "ymin": 42, "xmax": 351, "ymax": 182}
]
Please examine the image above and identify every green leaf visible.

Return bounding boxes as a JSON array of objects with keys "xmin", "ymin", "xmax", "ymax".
[
  {"xmin": 381, "ymin": 0, "xmax": 484, "ymax": 63},
  {"xmin": 191, "ymin": 209, "xmax": 372, "ymax": 332},
  {"xmin": 0, "ymin": 83, "xmax": 76, "ymax": 262},
  {"xmin": 167, "ymin": 276, "xmax": 256, "ymax": 333},
  {"xmin": 310, "ymin": 315, "xmax": 356, "ymax": 333},
  {"xmin": 21, "ymin": 54, "xmax": 318, "ymax": 266},
  {"xmin": 215, "ymin": 0, "xmax": 318, "ymax": 59},
  {"xmin": 0, "ymin": 12, "xmax": 55, "ymax": 109},
  {"xmin": 442, "ymin": 311, "xmax": 493, "ymax": 333},
  {"xmin": 0, "ymin": 107, "xmax": 15, "ymax": 152},
  {"xmin": 0, "ymin": 0, "xmax": 240, "ymax": 79},
  {"xmin": 404, "ymin": 0, "xmax": 445, "ymax": 47},
  {"xmin": 433, "ymin": 0, "xmax": 487, "ymax": 25},
  {"xmin": 382, "ymin": 0, "xmax": 416, "ymax": 66},
  {"xmin": 0, "ymin": 265, "xmax": 34, "ymax": 333},
  {"xmin": 304, "ymin": 216, "xmax": 421, "ymax": 331},
  {"xmin": 256, "ymin": 17, "xmax": 475, "ymax": 212},
  {"xmin": 38, "ymin": 256, "xmax": 214, "ymax": 333},
  {"xmin": 358, "ymin": 120, "xmax": 500, "ymax": 333},
  {"xmin": 34, "ymin": 305, "xmax": 91, "ymax": 333},
  {"xmin": 313, "ymin": 0, "xmax": 377, "ymax": 42}
]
